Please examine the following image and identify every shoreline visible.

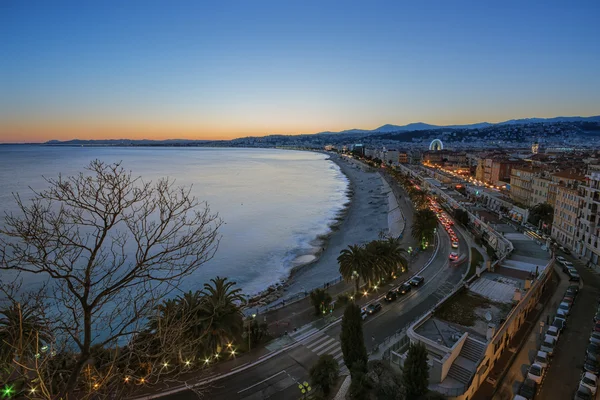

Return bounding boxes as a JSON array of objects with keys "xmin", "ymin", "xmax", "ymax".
[{"xmin": 245, "ymin": 153, "xmax": 389, "ymax": 310}]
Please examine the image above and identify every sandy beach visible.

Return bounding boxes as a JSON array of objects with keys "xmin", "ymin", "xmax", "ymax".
[{"xmin": 281, "ymin": 153, "xmax": 393, "ymax": 296}]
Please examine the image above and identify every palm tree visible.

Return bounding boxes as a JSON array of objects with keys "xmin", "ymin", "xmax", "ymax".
[
  {"xmin": 337, "ymin": 245, "xmax": 369, "ymax": 294},
  {"xmin": 0, "ymin": 302, "xmax": 51, "ymax": 367},
  {"xmin": 379, "ymin": 237, "xmax": 408, "ymax": 274},
  {"xmin": 412, "ymin": 208, "xmax": 438, "ymax": 247},
  {"xmin": 200, "ymin": 277, "xmax": 245, "ymax": 354}
]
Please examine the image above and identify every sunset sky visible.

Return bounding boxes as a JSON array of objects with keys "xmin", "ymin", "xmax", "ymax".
[{"xmin": 1, "ymin": 0, "xmax": 599, "ymax": 143}]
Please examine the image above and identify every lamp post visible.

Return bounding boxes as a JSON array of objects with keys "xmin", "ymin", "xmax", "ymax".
[
  {"xmin": 247, "ymin": 313, "xmax": 256, "ymax": 351},
  {"xmin": 298, "ymin": 381, "xmax": 311, "ymax": 398},
  {"xmin": 407, "ymin": 246, "xmax": 412, "ymax": 270}
]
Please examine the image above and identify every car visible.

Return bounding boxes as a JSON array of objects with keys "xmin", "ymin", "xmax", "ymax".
[
  {"xmin": 556, "ymin": 256, "xmax": 567, "ymax": 264},
  {"xmin": 561, "ymin": 247, "xmax": 572, "ymax": 255},
  {"xmin": 409, "ymin": 276, "xmax": 424, "ymax": 286},
  {"xmin": 360, "ymin": 308, "xmax": 368, "ymax": 320},
  {"xmin": 593, "ymin": 322, "xmax": 600, "ymax": 333},
  {"xmin": 574, "ymin": 385, "xmax": 593, "ymax": 400},
  {"xmin": 557, "ymin": 307, "xmax": 569, "ymax": 319},
  {"xmin": 518, "ymin": 378, "xmax": 537, "ymax": 399},
  {"xmin": 580, "ymin": 372, "xmax": 598, "ymax": 395},
  {"xmin": 553, "ymin": 316, "xmax": 566, "ymax": 331},
  {"xmin": 527, "ymin": 363, "xmax": 544, "ymax": 384},
  {"xmin": 546, "ymin": 325, "xmax": 560, "ymax": 342},
  {"xmin": 588, "ymin": 343, "xmax": 600, "ymax": 358},
  {"xmin": 452, "ymin": 241, "xmax": 459, "ymax": 249},
  {"xmin": 366, "ymin": 303, "xmax": 382, "ymax": 315},
  {"xmin": 563, "ymin": 296, "xmax": 575, "ymax": 306},
  {"xmin": 590, "ymin": 332, "xmax": 600, "ymax": 345},
  {"xmin": 562, "ymin": 262, "xmax": 574, "ymax": 273},
  {"xmin": 584, "ymin": 356, "xmax": 600, "ymax": 374},
  {"xmin": 385, "ymin": 291, "xmax": 397, "ymax": 302},
  {"xmin": 568, "ymin": 284, "xmax": 580, "ymax": 295},
  {"xmin": 448, "ymin": 229, "xmax": 455, "ymax": 235},
  {"xmin": 558, "ymin": 302, "xmax": 571, "ymax": 316},
  {"xmin": 568, "ymin": 269, "xmax": 581, "ymax": 282},
  {"xmin": 398, "ymin": 282, "xmax": 412, "ymax": 294},
  {"xmin": 534, "ymin": 350, "xmax": 549, "ymax": 368},
  {"xmin": 540, "ymin": 337, "xmax": 556, "ymax": 356},
  {"xmin": 595, "ymin": 311, "xmax": 600, "ymax": 323},
  {"xmin": 449, "ymin": 252, "xmax": 459, "ymax": 261}
]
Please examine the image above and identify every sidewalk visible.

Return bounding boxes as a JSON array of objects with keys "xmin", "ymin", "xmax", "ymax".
[{"xmin": 472, "ymin": 267, "xmax": 561, "ymax": 400}]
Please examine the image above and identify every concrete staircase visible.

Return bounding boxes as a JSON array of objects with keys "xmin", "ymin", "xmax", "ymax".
[
  {"xmin": 460, "ymin": 337, "xmax": 486, "ymax": 363},
  {"xmin": 447, "ymin": 361, "xmax": 473, "ymax": 385},
  {"xmin": 446, "ymin": 338, "xmax": 487, "ymax": 385}
]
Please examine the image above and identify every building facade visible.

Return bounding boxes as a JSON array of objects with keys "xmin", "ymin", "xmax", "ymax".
[{"xmin": 552, "ymin": 185, "xmax": 582, "ymax": 250}]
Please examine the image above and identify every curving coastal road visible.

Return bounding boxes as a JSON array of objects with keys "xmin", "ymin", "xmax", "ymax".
[{"xmin": 162, "ymin": 217, "xmax": 469, "ymax": 400}]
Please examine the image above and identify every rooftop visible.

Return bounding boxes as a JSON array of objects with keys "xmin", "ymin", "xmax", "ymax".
[{"xmin": 430, "ymin": 289, "xmax": 513, "ymax": 340}]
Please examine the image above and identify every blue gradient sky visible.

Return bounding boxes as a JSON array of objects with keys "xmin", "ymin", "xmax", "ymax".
[{"xmin": 1, "ymin": 0, "xmax": 599, "ymax": 142}]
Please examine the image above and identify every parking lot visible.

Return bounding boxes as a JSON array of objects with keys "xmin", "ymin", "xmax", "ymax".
[{"xmin": 536, "ymin": 252, "xmax": 600, "ymax": 399}]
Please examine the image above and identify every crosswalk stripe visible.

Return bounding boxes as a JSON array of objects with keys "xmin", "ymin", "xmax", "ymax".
[
  {"xmin": 316, "ymin": 341, "xmax": 340, "ymax": 355},
  {"xmin": 304, "ymin": 335, "xmax": 330, "ymax": 349},
  {"xmin": 300, "ymin": 331, "xmax": 324, "ymax": 345},
  {"xmin": 331, "ymin": 349, "xmax": 344, "ymax": 360},
  {"xmin": 293, "ymin": 328, "xmax": 319, "ymax": 342},
  {"xmin": 310, "ymin": 338, "xmax": 335, "ymax": 353}
]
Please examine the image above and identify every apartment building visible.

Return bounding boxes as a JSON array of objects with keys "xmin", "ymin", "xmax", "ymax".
[
  {"xmin": 490, "ymin": 159, "xmax": 519, "ymax": 186},
  {"xmin": 575, "ymin": 165, "xmax": 600, "ymax": 265},
  {"xmin": 510, "ymin": 167, "xmax": 543, "ymax": 207},
  {"xmin": 530, "ymin": 175, "xmax": 551, "ymax": 206},
  {"xmin": 552, "ymin": 185, "xmax": 583, "ymax": 250},
  {"xmin": 399, "ymin": 152, "xmax": 409, "ymax": 164}
]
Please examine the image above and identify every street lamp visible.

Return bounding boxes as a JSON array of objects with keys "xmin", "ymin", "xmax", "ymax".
[
  {"xmin": 407, "ymin": 246, "xmax": 413, "ymax": 270},
  {"xmin": 298, "ymin": 381, "xmax": 311, "ymax": 398}
]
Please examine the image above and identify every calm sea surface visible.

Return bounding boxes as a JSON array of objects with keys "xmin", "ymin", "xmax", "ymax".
[{"xmin": 0, "ymin": 146, "xmax": 348, "ymax": 296}]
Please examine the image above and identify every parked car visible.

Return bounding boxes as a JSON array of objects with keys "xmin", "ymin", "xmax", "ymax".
[
  {"xmin": 568, "ymin": 269, "xmax": 581, "ymax": 282},
  {"xmin": 553, "ymin": 316, "xmax": 567, "ymax": 331},
  {"xmin": 546, "ymin": 326, "xmax": 560, "ymax": 342},
  {"xmin": 556, "ymin": 256, "xmax": 567, "ymax": 264},
  {"xmin": 541, "ymin": 337, "xmax": 556, "ymax": 356},
  {"xmin": 385, "ymin": 291, "xmax": 397, "ymax": 302},
  {"xmin": 562, "ymin": 262, "xmax": 574, "ymax": 273},
  {"xmin": 518, "ymin": 378, "xmax": 537, "ymax": 399},
  {"xmin": 568, "ymin": 284, "xmax": 580, "ymax": 295},
  {"xmin": 590, "ymin": 332, "xmax": 600, "ymax": 345},
  {"xmin": 588, "ymin": 343, "xmax": 600, "ymax": 358},
  {"xmin": 527, "ymin": 363, "xmax": 544, "ymax": 384},
  {"xmin": 398, "ymin": 282, "xmax": 412, "ymax": 294},
  {"xmin": 534, "ymin": 350, "xmax": 549, "ymax": 368},
  {"xmin": 449, "ymin": 252, "xmax": 459, "ymax": 261},
  {"xmin": 558, "ymin": 302, "xmax": 571, "ymax": 316},
  {"xmin": 557, "ymin": 308, "xmax": 569, "ymax": 319},
  {"xmin": 580, "ymin": 372, "xmax": 598, "ymax": 395},
  {"xmin": 584, "ymin": 356, "xmax": 600, "ymax": 374},
  {"xmin": 574, "ymin": 385, "xmax": 593, "ymax": 400},
  {"xmin": 563, "ymin": 296, "xmax": 575, "ymax": 306},
  {"xmin": 360, "ymin": 308, "xmax": 368, "ymax": 320},
  {"xmin": 366, "ymin": 303, "xmax": 382, "ymax": 315},
  {"xmin": 594, "ymin": 311, "xmax": 600, "ymax": 323},
  {"xmin": 409, "ymin": 276, "xmax": 424, "ymax": 286}
]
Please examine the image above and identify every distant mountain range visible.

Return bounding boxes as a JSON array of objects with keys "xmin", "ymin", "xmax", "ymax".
[
  {"xmin": 42, "ymin": 115, "xmax": 600, "ymax": 145},
  {"xmin": 315, "ymin": 115, "xmax": 600, "ymax": 136}
]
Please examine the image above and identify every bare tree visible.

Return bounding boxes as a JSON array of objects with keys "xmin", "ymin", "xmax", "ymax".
[{"xmin": 0, "ymin": 160, "xmax": 222, "ymax": 398}]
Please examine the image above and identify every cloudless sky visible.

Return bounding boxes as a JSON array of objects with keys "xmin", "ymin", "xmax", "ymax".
[{"xmin": 1, "ymin": 0, "xmax": 599, "ymax": 142}]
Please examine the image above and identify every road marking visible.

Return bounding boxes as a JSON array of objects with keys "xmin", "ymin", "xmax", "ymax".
[
  {"xmin": 293, "ymin": 328, "xmax": 319, "ymax": 342},
  {"xmin": 310, "ymin": 338, "xmax": 335, "ymax": 353},
  {"xmin": 230, "ymin": 362, "xmax": 249, "ymax": 371},
  {"xmin": 237, "ymin": 370, "xmax": 285, "ymax": 394},
  {"xmin": 316, "ymin": 341, "xmax": 340, "ymax": 355},
  {"xmin": 304, "ymin": 335, "xmax": 330, "ymax": 349}
]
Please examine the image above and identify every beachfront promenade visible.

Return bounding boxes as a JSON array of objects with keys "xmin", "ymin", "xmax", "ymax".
[{"xmin": 133, "ymin": 159, "xmax": 470, "ymax": 400}]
